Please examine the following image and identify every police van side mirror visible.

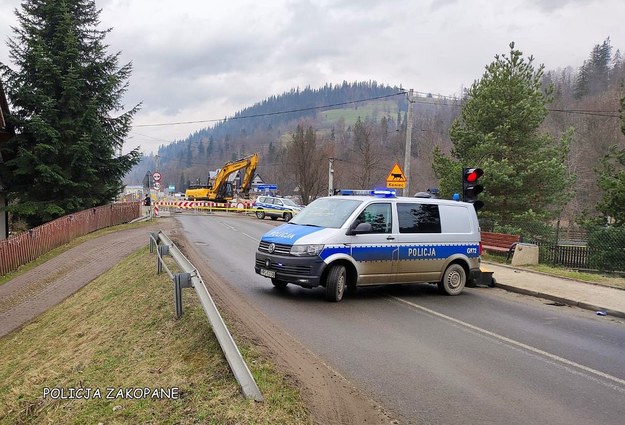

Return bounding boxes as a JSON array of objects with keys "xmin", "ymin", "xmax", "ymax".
[{"xmin": 346, "ymin": 222, "xmax": 372, "ymax": 235}]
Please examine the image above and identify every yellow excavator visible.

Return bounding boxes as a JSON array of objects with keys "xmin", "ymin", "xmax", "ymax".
[{"xmin": 185, "ymin": 153, "xmax": 259, "ymax": 202}]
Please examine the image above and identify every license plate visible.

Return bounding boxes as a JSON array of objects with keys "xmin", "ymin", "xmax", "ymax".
[{"xmin": 260, "ymin": 268, "xmax": 276, "ymax": 278}]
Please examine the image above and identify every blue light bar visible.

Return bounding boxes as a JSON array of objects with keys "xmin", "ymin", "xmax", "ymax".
[
  {"xmin": 337, "ymin": 189, "xmax": 396, "ymax": 197},
  {"xmin": 372, "ymin": 189, "xmax": 396, "ymax": 198}
]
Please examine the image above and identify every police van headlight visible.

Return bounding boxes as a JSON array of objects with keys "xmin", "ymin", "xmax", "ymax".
[{"xmin": 290, "ymin": 244, "xmax": 324, "ymax": 256}]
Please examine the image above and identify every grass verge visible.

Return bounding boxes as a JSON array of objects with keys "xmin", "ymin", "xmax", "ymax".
[{"xmin": 0, "ymin": 246, "xmax": 311, "ymax": 425}]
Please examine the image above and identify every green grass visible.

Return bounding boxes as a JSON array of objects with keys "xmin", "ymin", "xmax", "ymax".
[
  {"xmin": 0, "ymin": 247, "xmax": 311, "ymax": 425},
  {"xmin": 320, "ymin": 100, "xmax": 399, "ymax": 126}
]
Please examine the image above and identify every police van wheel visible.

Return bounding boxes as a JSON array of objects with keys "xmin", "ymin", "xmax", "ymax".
[
  {"xmin": 271, "ymin": 278, "xmax": 288, "ymax": 289},
  {"xmin": 256, "ymin": 210, "xmax": 265, "ymax": 219},
  {"xmin": 438, "ymin": 263, "xmax": 466, "ymax": 296},
  {"xmin": 284, "ymin": 212, "xmax": 293, "ymax": 222},
  {"xmin": 325, "ymin": 264, "xmax": 346, "ymax": 302}
]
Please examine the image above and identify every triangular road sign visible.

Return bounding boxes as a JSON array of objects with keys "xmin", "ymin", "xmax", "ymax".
[{"xmin": 386, "ymin": 163, "xmax": 406, "ymax": 183}]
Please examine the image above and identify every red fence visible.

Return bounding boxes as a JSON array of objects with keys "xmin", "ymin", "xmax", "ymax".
[{"xmin": 0, "ymin": 202, "xmax": 141, "ymax": 276}]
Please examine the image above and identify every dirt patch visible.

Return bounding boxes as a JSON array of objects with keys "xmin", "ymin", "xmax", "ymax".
[{"xmin": 173, "ymin": 233, "xmax": 397, "ymax": 425}]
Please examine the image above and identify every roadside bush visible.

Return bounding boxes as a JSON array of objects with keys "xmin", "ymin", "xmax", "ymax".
[{"xmin": 587, "ymin": 226, "xmax": 625, "ymax": 272}]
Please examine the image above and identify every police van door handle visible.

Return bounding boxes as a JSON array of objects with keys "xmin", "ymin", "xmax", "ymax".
[{"xmin": 386, "ymin": 236, "xmax": 395, "ymax": 241}]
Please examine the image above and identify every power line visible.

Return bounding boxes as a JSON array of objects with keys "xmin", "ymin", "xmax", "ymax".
[
  {"xmin": 133, "ymin": 92, "xmax": 406, "ymax": 128},
  {"xmin": 132, "ymin": 90, "xmax": 622, "ymax": 130}
]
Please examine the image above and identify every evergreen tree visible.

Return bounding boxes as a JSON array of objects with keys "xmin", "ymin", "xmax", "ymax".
[
  {"xmin": 595, "ymin": 96, "xmax": 625, "ymax": 226},
  {"xmin": 432, "ymin": 43, "xmax": 574, "ymax": 223},
  {"xmin": 574, "ymin": 38, "xmax": 613, "ymax": 98},
  {"xmin": 0, "ymin": 0, "xmax": 140, "ymax": 227}
]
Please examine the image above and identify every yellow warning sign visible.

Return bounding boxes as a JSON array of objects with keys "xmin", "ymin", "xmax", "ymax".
[{"xmin": 386, "ymin": 163, "xmax": 406, "ymax": 188}]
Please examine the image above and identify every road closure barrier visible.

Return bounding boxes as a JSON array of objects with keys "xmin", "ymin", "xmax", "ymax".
[
  {"xmin": 154, "ymin": 200, "xmax": 298, "ymax": 219},
  {"xmin": 156, "ymin": 200, "xmax": 252, "ymax": 212}
]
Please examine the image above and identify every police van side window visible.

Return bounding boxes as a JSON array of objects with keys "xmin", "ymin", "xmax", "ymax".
[
  {"xmin": 397, "ymin": 203, "xmax": 441, "ymax": 233},
  {"xmin": 356, "ymin": 203, "xmax": 392, "ymax": 233}
]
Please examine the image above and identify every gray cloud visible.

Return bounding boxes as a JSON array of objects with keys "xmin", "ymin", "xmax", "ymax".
[{"xmin": 0, "ymin": 0, "xmax": 623, "ymax": 154}]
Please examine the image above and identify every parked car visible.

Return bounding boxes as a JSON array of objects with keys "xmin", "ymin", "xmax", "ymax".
[{"xmin": 253, "ymin": 196, "xmax": 303, "ymax": 221}]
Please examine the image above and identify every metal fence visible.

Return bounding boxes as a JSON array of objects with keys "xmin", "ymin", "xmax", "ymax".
[
  {"xmin": 0, "ymin": 202, "xmax": 141, "ymax": 276},
  {"xmin": 480, "ymin": 218, "xmax": 625, "ymax": 274}
]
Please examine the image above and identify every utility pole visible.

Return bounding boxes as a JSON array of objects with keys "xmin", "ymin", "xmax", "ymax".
[
  {"xmin": 403, "ymin": 89, "xmax": 416, "ymax": 196},
  {"xmin": 328, "ymin": 158, "xmax": 335, "ymax": 196}
]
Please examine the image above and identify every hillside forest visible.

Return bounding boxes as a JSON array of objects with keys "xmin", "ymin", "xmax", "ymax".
[{"xmin": 126, "ymin": 38, "xmax": 625, "ymax": 223}]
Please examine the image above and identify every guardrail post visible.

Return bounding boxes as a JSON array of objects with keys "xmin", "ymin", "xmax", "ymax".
[
  {"xmin": 173, "ymin": 272, "xmax": 192, "ymax": 318},
  {"xmin": 149, "ymin": 232, "xmax": 159, "ymax": 253},
  {"xmin": 157, "ymin": 244, "xmax": 169, "ymax": 274}
]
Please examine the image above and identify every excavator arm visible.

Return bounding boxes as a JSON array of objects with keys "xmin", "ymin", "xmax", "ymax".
[
  {"xmin": 239, "ymin": 153, "xmax": 259, "ymax": 196},
  {"xmin": 210, "ymin": 153, "xmax": 259, "ymax": 201}
]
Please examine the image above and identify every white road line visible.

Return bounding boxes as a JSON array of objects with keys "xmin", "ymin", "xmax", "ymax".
[
  {"xmin": 220, "ymin": 221, "xmax": 237, "ymax": 231},
  {"xmin": 389, "ymin": 295, "xmax": 625, "ymax": 389},
  {"xmin": 216, "ymin": 219, "xmax": 260, "ymax": 242},
  {"xmin": 242, "ymin": 232, "xmax": 260, "ymax": 242}
]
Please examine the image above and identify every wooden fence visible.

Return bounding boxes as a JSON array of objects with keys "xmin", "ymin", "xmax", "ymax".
[{"xmin": 0, "ymin": 202, "xmax": 141, "ymax": 276}]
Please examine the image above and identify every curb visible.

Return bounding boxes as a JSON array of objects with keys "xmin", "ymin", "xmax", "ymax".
[{"xmin": 494, "ymin": 282, "xmax": 625, "ymax": 319}]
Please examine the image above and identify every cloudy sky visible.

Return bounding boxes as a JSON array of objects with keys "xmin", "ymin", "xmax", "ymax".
[{"xmin": 1, "ymin": 0, "xmax": 624, "ymax": 154}]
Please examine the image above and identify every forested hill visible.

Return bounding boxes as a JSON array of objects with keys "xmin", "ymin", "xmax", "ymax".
[{"xmin": 126, "ymin": 80, "xmax": 410, "ymax": 187}]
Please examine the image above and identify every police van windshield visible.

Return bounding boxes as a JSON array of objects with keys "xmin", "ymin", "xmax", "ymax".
[{"xmin": 289, "ymin": 198, "xmax": 361, "ymax": 228}]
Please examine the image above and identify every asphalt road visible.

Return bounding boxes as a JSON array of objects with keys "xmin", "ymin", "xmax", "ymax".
[{"xmin": 177, "ymin": 213, "xmax": 625, "ymax": 425}]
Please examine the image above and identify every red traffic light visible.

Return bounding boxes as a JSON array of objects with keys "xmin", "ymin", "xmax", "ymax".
[{"xmin": 464, "ymin": 168, "xmax": 483, "ymax": 183}]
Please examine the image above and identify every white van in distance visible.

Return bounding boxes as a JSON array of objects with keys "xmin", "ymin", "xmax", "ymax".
[{"xmin": 255, "ymin": 190, "xmax": 482, "ymax": 302}]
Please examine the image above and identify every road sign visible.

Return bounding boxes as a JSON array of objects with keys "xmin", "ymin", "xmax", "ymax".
[
  {"xmin": 153, "ymin": 182, "xmax": 161, "ymax": 190},
  {"xmin": 386, "ymin": 163, "xmax": 406, "ymax": 189},
  {"xmin": 152, "ymin": 172, "xmax": 161, "ymax": 182}
]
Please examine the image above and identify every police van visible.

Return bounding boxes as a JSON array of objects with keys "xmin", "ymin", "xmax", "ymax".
[{"xmin": 254, "ymin": 190, "xmax": 482, "ymax": 302}]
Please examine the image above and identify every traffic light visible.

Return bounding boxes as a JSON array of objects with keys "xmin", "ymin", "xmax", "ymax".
[{"xmin": 462, "ymin": 167, "xmax": 484, "ymax": 211}]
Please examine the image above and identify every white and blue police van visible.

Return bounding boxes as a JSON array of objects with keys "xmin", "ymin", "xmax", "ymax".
[{"xmin": 254, "ymin": 190, "xmax": 482, "ymax": 302}]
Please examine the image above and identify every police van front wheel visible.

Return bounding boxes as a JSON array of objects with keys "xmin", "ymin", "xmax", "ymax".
[
  {"xmin": 325, "ymin": 264, "xmax": 346, "ymax": 302},
  {"xmin": 438, "ymin": 263, "xmax": 466, "ymax": 296}
]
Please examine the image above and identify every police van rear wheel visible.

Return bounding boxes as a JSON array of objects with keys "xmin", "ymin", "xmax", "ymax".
[
  {"xmin": 256, "ymin": 210, "xmax": 265, "ymax": 219},
  {"xmin": 325, "ymin": 264, "xmax": 346, "ymax": 302},
  {"xmin": 438, "ymin": 263, "xmax": 466, "ymax": 296}
]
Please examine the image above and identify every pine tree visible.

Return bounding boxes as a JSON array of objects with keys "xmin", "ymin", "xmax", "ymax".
[
  {"xmin": 432, "ymin": 43, "xmax": 574, "ymax": 223},
  {"xmin": 595, "ymin": 96, "xmax": 625, "ymax": 226},
  {"xmin": 0, "ymin": 0, "xmax": 140, "ymax": 227}
]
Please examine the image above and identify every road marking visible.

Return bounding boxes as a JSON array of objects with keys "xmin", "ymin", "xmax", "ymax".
[
  {"xmin": 216, "ymin": 219, "xmax": 260, "ymax": 242},
  {"xmin": 389, "ymin": 295, "xmax": 625, "ymax": 389},
  {"xmin": 220, "ymin": 221, "xmax": 237, "ymax": 231},
  {"xmin": 241, "ymin": 232, "xmax": 260, "ymax": 242}
]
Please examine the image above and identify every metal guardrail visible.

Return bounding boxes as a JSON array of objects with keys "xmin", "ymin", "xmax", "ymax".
[{"xmin": 149, "ymin": 230, "xmax": 263, "ymax": 402}]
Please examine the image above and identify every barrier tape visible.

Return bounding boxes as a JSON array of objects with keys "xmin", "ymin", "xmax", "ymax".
[{"xmin": 155, "ymin": 200, "xmax": 297, "ymax": 216}]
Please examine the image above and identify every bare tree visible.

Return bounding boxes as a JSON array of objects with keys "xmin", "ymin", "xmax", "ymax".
[
  {"xmin": 287, "ymin": 123, "xmax": 326, "ymax": 204},
  {"xmin": 353, "ymin": 117, "xmax": 383, "ymax": 188}
]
